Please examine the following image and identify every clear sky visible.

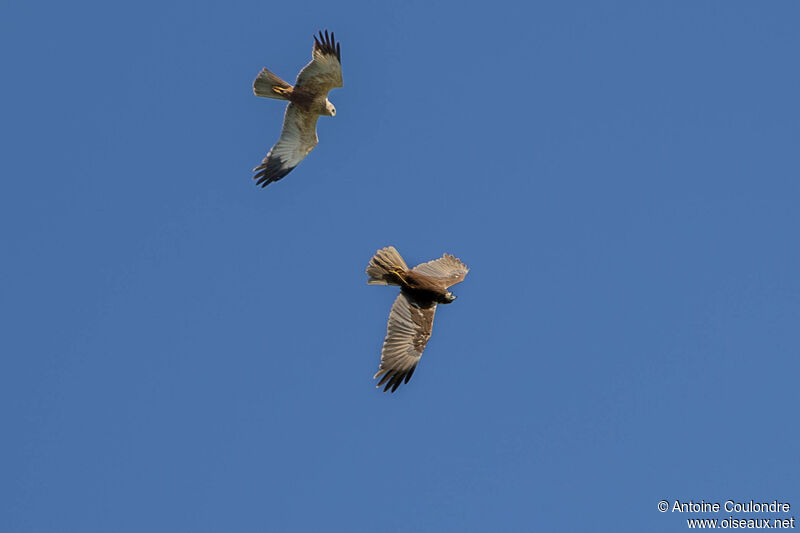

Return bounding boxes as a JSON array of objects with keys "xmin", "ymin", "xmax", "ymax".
[{"xmin": 2, "ymin": 1, "xmax": 799, "ymax": 531}]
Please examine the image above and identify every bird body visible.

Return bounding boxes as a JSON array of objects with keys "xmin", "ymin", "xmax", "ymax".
[{"xmin": 388, "ymin": 269, "xmax": 457, "ymax": 307}]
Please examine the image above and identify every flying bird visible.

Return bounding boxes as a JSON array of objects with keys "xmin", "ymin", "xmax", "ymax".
[
  {"xmin": 252, "ymin": 30, "xmax": 343, "ymax": 187},
  {"xmin": 366, "ymin": 246, "xmax": 469, "ymax": 392}
]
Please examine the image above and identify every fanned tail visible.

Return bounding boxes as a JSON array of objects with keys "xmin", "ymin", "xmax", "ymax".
[
  {"xmin": 366, "ymin": 246, "xmax": 409, "ymax": 285},
  {"xmin": 253, "ymin": 68, "xmax": 293, "ymax": 99}
]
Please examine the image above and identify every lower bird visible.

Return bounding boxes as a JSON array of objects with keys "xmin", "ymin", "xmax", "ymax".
[{"xmin": 366, "ymin": 246, "xmax": 469, "ymax": 392}]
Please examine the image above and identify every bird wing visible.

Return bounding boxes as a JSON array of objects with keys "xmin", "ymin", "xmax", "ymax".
[
  {"xmin": 294, "ymin": 30, "xmax": 343, "ymax": 94},
  {"xmin": 374, "ymin": 293, "xmax": 436, "ymax": 393},
  {"xmin": 412, "ymin": 254, "xmax": 469, "ymax": 288},
  {"xmin": 253, "ymin": 103, "xmax": 319, "ymax": 187}
]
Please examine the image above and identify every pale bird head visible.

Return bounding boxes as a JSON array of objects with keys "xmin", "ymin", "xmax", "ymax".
[
  {"xmin": 444, "ymin": 292, "xmax": 457, "ymax": 303},
  {"xmin": 326, "ymin": 100, "xmax": 336, "ymax": 117}
]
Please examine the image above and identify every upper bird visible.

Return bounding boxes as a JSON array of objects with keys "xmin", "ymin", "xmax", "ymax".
[
  {"xmin": 252, "ymin": 30, "xmax": 343, "ymax": 188},
  {"xmin": 366, "ymin": 246, "xmax": 469, "ymax": 393}
]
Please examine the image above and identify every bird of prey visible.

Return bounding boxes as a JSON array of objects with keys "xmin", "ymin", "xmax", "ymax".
[
  {"xmin": 252, "ymin": 30, "xmax": 343, "ymax": 188},
  {"xmin": 366, "ymin": 246, "xmax": 469, "ymax": 392}
]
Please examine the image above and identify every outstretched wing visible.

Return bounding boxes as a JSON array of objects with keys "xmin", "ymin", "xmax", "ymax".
[
  {"xmin": 412, "ymin": 254, "xmax": 469, "ymax": 288},
  {"xmin": 294, "ymin": 30, "xmax": 343, "ymax": 94},
  {"xmin": 253, "ymin": 103, "xmax": 319, "ymax": 187},
  {"xmin": 374, "ymin": 293, "xmax": 436, "ymax": 393}
]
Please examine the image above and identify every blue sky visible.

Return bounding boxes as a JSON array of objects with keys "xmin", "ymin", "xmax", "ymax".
[{"xmin": 2, "ymin": 1, "xmax": 799, "ymax": 531}]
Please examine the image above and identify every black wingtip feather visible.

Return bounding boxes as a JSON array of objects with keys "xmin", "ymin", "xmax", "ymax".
[
  {"xmin": 375, "ymin": 366, "xmax": 418, "ymax": 393},
  {"xmin": 313, "ymin": 28, "xmax": 341, "ymax": 62},
  {"xmin": 375, "ymin": 372, "xmax": 392, "ymax": 386},
  {"xmin": 253, "ymin": 160, "xmax": 296, "ymax": 188}
]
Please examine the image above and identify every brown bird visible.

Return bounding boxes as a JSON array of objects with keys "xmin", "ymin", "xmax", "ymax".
[
  {"xmin": 252, "ymin": 30, "xmax": 343, "ymax": 187},
  {"xmin": 366, "ymin": 246, "xmax": 469, "ymax": 392}
]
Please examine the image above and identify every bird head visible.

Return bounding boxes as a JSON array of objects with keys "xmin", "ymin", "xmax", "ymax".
[
  {"xmin": 326, "ymin": 101, "xmax": 336, "ymax": 117},
  {"xmin": 443, "ymin": 291, "xmax": 457, "ymax": 303}
]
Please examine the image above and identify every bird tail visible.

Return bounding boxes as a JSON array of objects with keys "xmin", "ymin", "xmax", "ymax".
[
  {"xmin": 253, "ymin": 68, "xmax": 293, "ymax": 99},
  {"xmin": 366, "ymin": 246, "xmax": 409, "ymax": 285}
]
